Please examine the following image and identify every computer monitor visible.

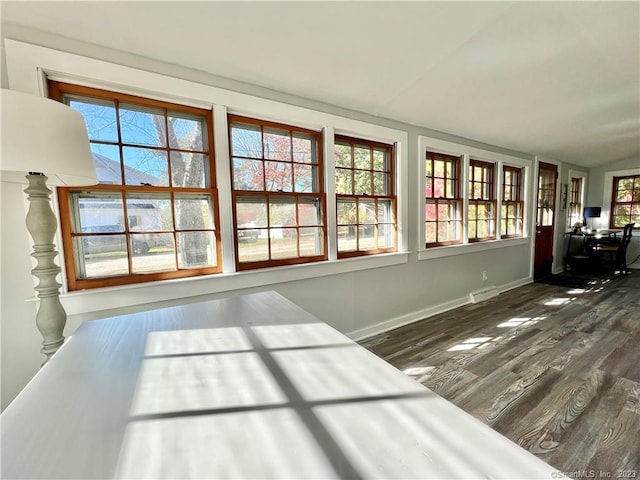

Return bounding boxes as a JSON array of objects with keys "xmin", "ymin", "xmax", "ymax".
[
  {"xmin": 583, "ymin": 206, "xmax": 601, "ymax": 230},
  {"xmin": 583, "ymin": 207, "xmax": 601, "ymax": 218}
]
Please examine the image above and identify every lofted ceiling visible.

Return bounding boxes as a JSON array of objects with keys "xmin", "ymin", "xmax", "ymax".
[{"xmin": 1, "ymin": 1, "xmax": 639, "ymax": 168}]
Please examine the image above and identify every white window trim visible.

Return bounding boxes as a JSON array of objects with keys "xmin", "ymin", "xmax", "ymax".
[
  {"xmin": 417, "ymin": 135, "xmax": 531, "ymax": 261},
  {"xmin": 6, "ymin": 39, "xmax": 409, "ymax": 314}
]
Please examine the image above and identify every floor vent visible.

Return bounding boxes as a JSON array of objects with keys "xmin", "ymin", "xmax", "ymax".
[{"xmin": 469, "ymin": 286, "xmax": 499, "ymax": 304}]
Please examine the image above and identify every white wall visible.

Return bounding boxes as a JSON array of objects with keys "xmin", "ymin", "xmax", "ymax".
[{"xmin": 1, "ymin": 25, "xmax": 537, "ymax": 410}]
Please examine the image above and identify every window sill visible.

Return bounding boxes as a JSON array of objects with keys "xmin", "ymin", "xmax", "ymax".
[
  {"xmin": 52, "ymin": 252, "xmax": 410, "ymax": 317},
  {"xmin": 418, "ymin": 236, "xmax": 529, "ymax": 261}
]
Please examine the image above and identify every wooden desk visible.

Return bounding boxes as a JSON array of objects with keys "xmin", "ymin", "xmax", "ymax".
[{"xmin": 1, "ymin": 292, "xmax": 557, "ymax": 479}]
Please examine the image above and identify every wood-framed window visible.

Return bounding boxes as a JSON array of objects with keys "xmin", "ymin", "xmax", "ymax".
[
  {"xmin": 610, "ymin": 175, "xmax": 640, "ymax": 228},
  {"xmin": 468, "ymin": 159, "xmax": 496, "ymax": 242},
  {"xmin": 568, "ymin": 177, "xmax": 583, "ymax": 228},
  {"xmin": 50, "ymin": 82, "xmax": 221, "ymax": 291},
  {"xmin": 501, "ymin": 166, "xmax": 524, "ymax": 238},
  {"xmin": 334, "ymin": 136, "xmax": 396, "ymax": 257},
  {"xmin": 425, "ymin": 152, "xmax": 462, "ymax": 246},
  {"xmin": 228, "ymin": 115, "xmax": 326, "ymax": 270}
]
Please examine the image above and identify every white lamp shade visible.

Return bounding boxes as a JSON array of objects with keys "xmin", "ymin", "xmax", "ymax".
[{"xmin": 0, "ymin": 89, "xmax": 97, "ymax": 186}]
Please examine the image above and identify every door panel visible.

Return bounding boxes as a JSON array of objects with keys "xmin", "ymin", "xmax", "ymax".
[{"xmin": 534, "ymin": 162, "xmax": 557, "ymax": 279}]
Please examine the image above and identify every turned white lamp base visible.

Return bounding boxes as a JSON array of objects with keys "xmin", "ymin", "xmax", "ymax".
[{"xmin": 24, "ymin": 173, "xmax": 67, "ymax": 364}]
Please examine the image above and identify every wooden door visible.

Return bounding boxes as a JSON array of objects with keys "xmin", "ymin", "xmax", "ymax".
[{"xmin": 534, "ymin": 162, "xmax": 558, "ymax": 279}]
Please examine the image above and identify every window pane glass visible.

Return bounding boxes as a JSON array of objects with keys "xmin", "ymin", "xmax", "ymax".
[
  {"xmin": 131, "ymin": 233, "xmax": 176, "ymax": 272},
  {"xmin": 233, "ymin": 158, "xmax": 264, "ymax": 191},
  {"xmin": 236, "ymin": 197, "xmax": 268, "ymax": 228},
  {"xmin": 231, "ymin": 123, "xmax": 262, "ymax": 159},
  {"xmin": 123, "ymin": 146, "xmax": 169, "ymax": 186},
  {"xmin": 425, "ymin": 160, "xmax": 433, "ymax": 177},
  {"xmin": 119, "ymin": 104, "xmax": 166, "ymax": 147},
  {"xmin": 378, "ymin": 224, "xmax": 393, "ymax": 248},
  {"xmin": 75, "ymin": 192, "xmax": 124, "ymax": 234},
  {"xmin": 293, "ymin": 134, "xmax": 314, "ymax": 164},
  {"xmin": 294, "ymin": 164, "xmax": 315, "ymax": 193},
  {"xmin": 354, "ymin": 146, "xmax": 371, "ymax": 169},
  {"xmin": 168, "ymin": 112, "xmax": 205, "ymax": 151},
  {"xmin": 358, "ymin": 225, "xmax": 376, "ymax": 250},
  {"xmin": 270, "ymin": 228, "xmax": 298, "ymax": 259},
  {"xmin": 425, "ymin": 178, "xmax": 433, "ymax": 198},
  {"xmin": 378, "ymin": 200, "xmax": 393, "ymax": 224},
  {"xmin": 425, "ymin": 203, "xmax": 436, "ymax": 221},
  {"xmin": 126, "ymin": 194, "xmax": 173, "ymax": 231},
  {"xmin": 238, "ymin": 229, "xmax": 268, "ymax": 262},
  {"xmin": 434, "ymin": 178, "xmax": 445, "ymax": 197},
  {"xmin": 445, "ymin": 161, "xmax": 454, "ymax": 178},
  {"xmin": 264, "ymin": 128, "xmax": 291, "ymax": 161},
  {"xmin": 67, "ymin": 97, "xmax": 118, "ymax": 142},
  {"xmin": 265, "ymin": 161, "xmax": 292, "ymax": 192},
  {"xmin": 373, "ymin": 149, "xmax": 387, "ymax": 171},
  {"xmin": 336, "ymin": 169, "xmax": 352, "ymax": 195},
  {"xmin": 75, "ymin": 235, "xmax": 128, "ymax": 278},
  {"xmin": 374, "ymin": 173, "xmax": 388, "ymax": 195},
  {"xmin": 299, "ymin": 227, "xmax": 323, "ymax": 257},
  {"xmin": 299, "ymin": 198, "xmax": 322, "ymax": 226},
  {"xmin": 174, "ymin": 194, "xmax": 212, "ymax": 230},
  {"xmin": 338, "ymin": 226, "xmax": 357, "ymax": 252},
  {"xmin": 359, "ymin": 200, "xmax": 376, "ymax": 224},
  {"xmin": 269, "ymin": 198, "xmax": 296, "ymax": 227},
  {"xmin": 337, "ymin": 199, "xmax": 357, "ymax": 225},
  {"xmin": 425, "ymin": 222, "xmax": 436, "ymax": 244},
  {"xmin": 445, "ymin": 179, "xmax": 455, "ymax": 198},
  {"xmin": 354, "ymin": 171, "xmax": 372, "ymax": 195},
  {"xmin": 335, "ymin": 144, "xmax": 352, "ymax": 168},
  {"xmin": 434, "ymin": 160, "xmax": 444, "ymax": 177},
  {"xmin": 91, "ymin": 144, "xmax": 122, "ymax": 185},
  {"xmin": 171, "ymin": 152, "xmax": 208, "ymax": 188},
  {"xmin": 177, "ymin": 231, "xmax": 216, "ymax": 268}
]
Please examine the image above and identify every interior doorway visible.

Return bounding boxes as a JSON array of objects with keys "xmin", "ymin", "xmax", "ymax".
[{"xmin": 534, "ymin": 162, "xmax": 558, "ymax": 280}]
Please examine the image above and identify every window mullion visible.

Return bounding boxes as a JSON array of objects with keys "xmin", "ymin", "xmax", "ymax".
[
  {"xmin": 323, "ymin": 126, "xmax": 338, "ymax": 261},
  {"xmin": 213, "ymin": 104, "xmax": 236, "ymax": 272}
]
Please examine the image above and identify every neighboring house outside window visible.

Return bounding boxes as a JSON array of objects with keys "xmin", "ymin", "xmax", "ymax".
[
  {"xmin": 425, "ymin": 152, "xmax": 462, "ymax": 246},
  {"xmin": 468, "ymin": 159, "xmax": 496, "ymax": 242},
  {"xmin": 501, "ymin": 166, "xmax": 524, "ymax": 238},
  {"xmin": 610, "ymin": 175, "xmax": 640, "ymax": 227},
  {"xmin": 228, "ymin": 115, "xmax": 326, "ymax": 270},
  {"xmin": 50, "ymin": 82, "xmax": 222, "ymax": 290},
  {"xmin": 568, "ymin": 177, "xmax": 583, "ymax": 228},
  {"xmin": 334, "ymin": 136, "xmax": 396, "ymax": 257}
]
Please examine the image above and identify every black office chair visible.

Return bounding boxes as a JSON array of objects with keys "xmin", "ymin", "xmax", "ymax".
[{"xmin": 595, "ymin": 223, "xmax": 635, "ymax": 274}]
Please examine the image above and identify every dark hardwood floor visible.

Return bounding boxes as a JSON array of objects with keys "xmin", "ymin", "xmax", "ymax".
[{"xmin": 360, "ymin": 271, "xmax": 640, "ymax": 475}]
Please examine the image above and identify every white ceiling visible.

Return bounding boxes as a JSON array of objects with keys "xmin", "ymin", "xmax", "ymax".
[{"xmin": 2, "ymin": 1, "xmax": 639, "ymax": 168}]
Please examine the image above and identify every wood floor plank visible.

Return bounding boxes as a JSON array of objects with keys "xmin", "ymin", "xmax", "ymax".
[{"xmin": 360, "ymin": 271, "xmax": 640, "ymax": 474}]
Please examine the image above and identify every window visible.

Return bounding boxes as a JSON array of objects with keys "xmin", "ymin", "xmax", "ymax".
[
  {"xmin": 568, "ymin": 177, "xmax": 583, "ymax": 228},
  {"xmin": 501, "ymin": 166, "xmax": 524, "ymax": 238},
  {"xmin": 468, "ymin": 160, "xmax": 496, "ymax": 242},
  {"xmin": 50, "ymin": 82, "xmax": 221, "ymax": 290},
  {"xmin": 229, "ymin": 115, "xmax": 325, "ymax": 269},
  {"xmin": 425, "ymin": 152, "xmax": 462, "ymax": 246},
  {"xmin": 334, "ymin": 136, "xmax": 396, "ymax": 257},
  {"xmin": 610, "ymin": 175, "xmax": 640, "ymax": 227}
]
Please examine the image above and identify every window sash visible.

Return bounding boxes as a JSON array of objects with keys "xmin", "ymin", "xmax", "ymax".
[
  {"xmin": 51, "ymin": 81, "xmax": 221, "ymax": 290},
  {"xmin": 334, "ymin": 135, "xmax": 397, "ymax": 257},
  {"xmin": 501, "ymin": 166, "xmax": 523, "ymax": 237},
  {"xmin": 229, "ymin": 115, "xmax": 326, "ymax": 269}
]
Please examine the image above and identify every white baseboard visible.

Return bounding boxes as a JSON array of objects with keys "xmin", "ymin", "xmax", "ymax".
[{"xmin": 347, "ymin": 276, "xmax": 532, "ymax": 342}]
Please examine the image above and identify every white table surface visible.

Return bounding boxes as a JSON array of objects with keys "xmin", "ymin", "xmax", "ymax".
[{"xmin": 1, "ymin": 291, "xmax": 558, "ymax": 479}]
